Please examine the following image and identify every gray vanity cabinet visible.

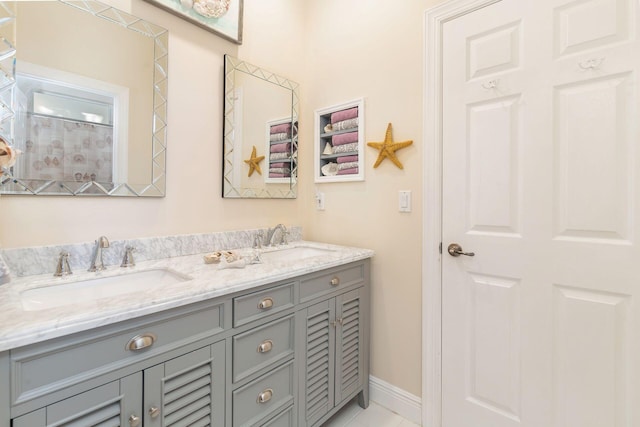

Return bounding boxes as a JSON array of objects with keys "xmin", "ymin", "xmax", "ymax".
[
  {"xmin": 2, "ymin": 258, "xmax": 371, "ymax": 427},
  {"xmin": 297, "ymin": 265, "xmax": 369, "ymax": 427},
  {"xmin": 12, "ymin": 342, "xmax": 226, "ymax": 427},
  {"xmin": 7, "ymin": 298, "xmax": 228, "ymax": 427}
]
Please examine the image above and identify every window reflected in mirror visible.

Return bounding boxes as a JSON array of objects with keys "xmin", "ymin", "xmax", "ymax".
[{"xmin": 0, "ymin": 0, "xmax": 168, "ymax": 197}]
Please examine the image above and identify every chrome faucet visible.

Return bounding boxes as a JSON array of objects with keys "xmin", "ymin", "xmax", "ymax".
[
  {"xmin": 88, "ymin": 236, "xmax": 110, "ymax": 272},
  {"xmin": 54, "ymin": 251, "xmax": 72, "ymax": 277},
  {"xmin": 253, "ymin": 230, "xmax": 265, "ymax": 249},
  {"xmin": 121, "ymin": 245, "xmax": 136, "ymax": 268},
  {"xmin": 265, "ymin": 224, "xmax": 288, "ymax": 246}
]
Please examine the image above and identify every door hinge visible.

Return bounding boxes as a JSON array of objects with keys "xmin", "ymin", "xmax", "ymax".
[{"xmin": 439, "ymin": 242, "xmax": 442, "ymax": 254}]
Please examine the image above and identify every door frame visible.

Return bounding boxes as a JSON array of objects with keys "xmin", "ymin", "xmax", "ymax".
[{"xmin": 421, "ymin": 1, "xmax": 502, "ymax": 426}]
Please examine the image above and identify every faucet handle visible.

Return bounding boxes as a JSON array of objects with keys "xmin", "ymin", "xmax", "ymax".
[
  {"xmin": 253, "ymin": 231, "xmax": 264, "ymax": 249},
  {"xmin": 54, "ymin": 251, "xmax": 72, "ymax": 277},
  {"xmin": 121, "ymin": 246, "xmax": 136, "ymax": 268}
]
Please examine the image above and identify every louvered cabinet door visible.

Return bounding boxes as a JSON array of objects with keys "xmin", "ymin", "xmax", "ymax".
[
  {"xmin": 300, "ymin": 299, "xmax": 336, "ymax": 427},
  {"xmin": 334, "ymin": 288, "xmax": 364, "ymax": 405},
  {"xmin": 144, "ymin": 341, "xmax": 226, "ymax": 427},
  {"xmin": 12, "ymin": 373, "xmax": 142, "ymax": 427}
]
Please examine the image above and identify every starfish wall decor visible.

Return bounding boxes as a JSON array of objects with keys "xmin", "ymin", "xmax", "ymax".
[
  {"xmin": 244, "ymin": 145, "xmax": 265, "ymax": 177},
  {"xmin": 367, "ymin": 123, "xmax": 413, "ymax": 169}
]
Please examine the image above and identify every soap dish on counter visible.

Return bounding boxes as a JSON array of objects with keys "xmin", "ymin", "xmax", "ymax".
[{"xmin": 203, "ymin": 251, "xmax": 239, "ymax": 264}]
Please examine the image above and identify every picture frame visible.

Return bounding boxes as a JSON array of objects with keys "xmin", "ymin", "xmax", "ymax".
[{"xmin": 143, "ymin": 0, "xmax": 243, "ymax": 44}]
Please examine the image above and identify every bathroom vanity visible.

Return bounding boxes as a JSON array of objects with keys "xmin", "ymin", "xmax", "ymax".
[{"xmin": 0, "ymin": 237, "xmax": 372, "ymax": 427}]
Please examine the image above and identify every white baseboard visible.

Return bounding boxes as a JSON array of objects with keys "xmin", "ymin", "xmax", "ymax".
[{"xmin": 369, "ymin": 375, "xmax": 422, "ymax": 425}]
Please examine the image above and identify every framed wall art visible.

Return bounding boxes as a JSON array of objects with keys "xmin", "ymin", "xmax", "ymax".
[{"xmin": 144, "ymin": 0, "xmax": 243, "ymax": 44}]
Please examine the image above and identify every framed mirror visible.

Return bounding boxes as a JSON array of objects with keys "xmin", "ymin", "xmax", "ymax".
[
  {"xmin": 223, "ymin": 55, "xmax": 299, "ymax": 198},
  {"xmin": 0, "ymin": 0, "xmax": 168, "ymax": 196}
]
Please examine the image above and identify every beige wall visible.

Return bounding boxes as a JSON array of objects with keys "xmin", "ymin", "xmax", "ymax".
[
  {"xmin": 0, "ymin": 0, "xmax": 446, "ymax": 399},
  {"xmin": 299, "ymin": 0, "xmax": 445, "ymax": 398}
]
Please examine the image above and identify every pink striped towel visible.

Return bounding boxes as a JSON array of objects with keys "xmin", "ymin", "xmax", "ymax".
[
  {"xmin": 337, "ymin": 167, "xmax": 358, "ymax": 175},
  {"xmin": 331, "ymin": 107, "xmax": 358, "ymax": 124},
  {"xmin": 270, "ymin": 162, "xmax": 290, "ymax": 168},
  {"xmin": 332, "ymin": 131, "xmax": 358, "ymax": 146},
  {"xmin": 337, "ymin": 155, "xmax": 358, "ymax": 164},
  {"xmin": 270, "ymin": 143, "xmax": 291, "ymax": 153},
  {"xmin": 270, "ymin": 123, "xmax": 291, "ymax": 134}
]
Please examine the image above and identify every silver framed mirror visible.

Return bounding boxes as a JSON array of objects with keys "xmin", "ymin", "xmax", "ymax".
[
  {"xmin": 223, "ymin": 55, "xmax": 299, "ymax": 198},
  {"xmin": 0, "ymin": 0, "xmax": 168, "ymax": 196}
]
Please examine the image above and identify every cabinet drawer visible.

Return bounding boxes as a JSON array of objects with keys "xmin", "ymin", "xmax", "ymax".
[
  {"xmin": 11, "ymin": 299, "xmax": 226, "ymax": 407},
  {"xmin": 233, "ymin": 282, "xmax": 295, "ymax": 327},
  {"xmin": 233, "ymin": 361, "xmax": 294, "ymax": 427},
  {"xmin": 261, "ymin": 405, "xmax": 294, "ymax": 427},
  {"xmin": 233, "ymin": 315, "xmax": 294, "ymax": 383},
  {"xmin": 300, "ymin": 263, "xmax": 364, "ymax": 303}
]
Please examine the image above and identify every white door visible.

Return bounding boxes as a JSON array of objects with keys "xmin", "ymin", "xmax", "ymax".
[{"xmin": 441, "ymin": 0, "xmax": 640, "ymax": 426}]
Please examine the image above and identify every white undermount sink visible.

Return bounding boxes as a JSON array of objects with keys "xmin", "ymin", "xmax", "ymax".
[
  {"xmin": 259, "ymin": 245, "xmax": 335, "ymax": 262},
  {"xmin": 20, "ymin": 268, "xmax": 192, "ymax": 311}
]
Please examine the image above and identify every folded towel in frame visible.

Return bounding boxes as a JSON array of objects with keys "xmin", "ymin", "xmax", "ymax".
[
  {"xmin": 331, "ymin": 107, "xmax": 358, "ymax": 123},
  {"xmin": 331, "ymin": 117, "xmax": 358, "ymax": 132},
  {"xmin": 270, "ymin": 132, "xmax": 290, "ymax": 142},
  {"xmin": 332, "ymin": 131, "xmax": 358, "ymax": 146},
  {"xmin": 332, "ymin": 142, "xmax": 358, "ymax": 154},
  {"xmin": 338, "ymin": 161, "xmax": 358, "ymax": 170},
  {"xmin": 270, "ymin": 142, "xmax": 291, "ymax": 153},
  {"xmin": 270, "ymin": 122, "xmax": 292, "ymax": 134},
  {"xmin": 337, "ymin": 167, "xmax": 358, "ymax": 175},
  {"xmin": 337, "ymin": 155, "xmax": 358, "ymax": 164},
  {"xmin": 270, "ymin": 162, "xmax": 290, "ymax": 168},
  {"xmin": 269, "ymin": 173, "xmax": 291, "ymax": 178},
  {"xmin": 270, "ymin": 152, "xmax": 291, "ymax": 160},
  {"xmin": 269, "ymin": 167, "xmax": 291, "ymax": 174}
]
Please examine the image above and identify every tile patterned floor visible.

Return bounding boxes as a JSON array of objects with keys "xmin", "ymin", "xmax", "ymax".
[{"xmin": 323, "ymin": 400, "xmax": 420, "ymax": 427}]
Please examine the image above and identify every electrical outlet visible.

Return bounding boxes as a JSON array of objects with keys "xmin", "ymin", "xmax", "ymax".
[{"xmin": 316, "ymin": 192, "xmax": 325, "ymax": 210}]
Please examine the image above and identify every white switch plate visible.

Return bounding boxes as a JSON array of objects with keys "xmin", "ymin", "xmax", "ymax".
[
  {"xmin": 399, "ymin": 190, "xmax": 411, "ymax": 212},
  {"xmin": 316, "ymin": 192, "xmax": 325, "ymax": 210}
]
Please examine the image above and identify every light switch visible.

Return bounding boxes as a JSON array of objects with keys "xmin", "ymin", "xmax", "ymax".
[
  {"xmin": 399, "ymin": 190, "xmax": 411, "ymax": 212},
  {"xmin": 316, "ymin": 192, "xmax": 325, "ymax": 210}
]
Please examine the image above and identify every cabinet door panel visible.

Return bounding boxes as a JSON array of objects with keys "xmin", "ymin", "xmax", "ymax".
[
  {"xmin": 12, "ymin": 373, "xmax": 142, "ymax": 427},
  {"xmin": 300, "ymin": 299, "xmax": 335, "ymax": 426},
  {"xmin": 335, "ymin": 288, "xmax": 364, "ymax": 404},
  {"xmin": 144, "ymin": 342, "xmax": 225, "ymax": 427}
]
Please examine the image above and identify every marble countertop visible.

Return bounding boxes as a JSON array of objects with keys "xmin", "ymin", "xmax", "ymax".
[{"xmin": 0, "ymin": 241, "xmax": 373, "ymax": 352}]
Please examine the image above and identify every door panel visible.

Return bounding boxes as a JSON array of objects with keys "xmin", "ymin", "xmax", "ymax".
[
  {"xmin": 553, "ymin": 0, "xmax": 631, "ymax": 58},
  {"xmin": 467, "ymin": 95, "xmax": 522, "ymax": 236},
  {"xmin": 466, "ymin": 273, "xmax": 521, "ymax": 421},
  {"xmin": 335, "ymin": 289, "xmax": 364, "ymax": 403},
  {"xmin": 144, "ymin": 343, "xmax": 225, "ymax": 427},
  {"xmin": 553, "ymin": 73, "xmax": 633, "ymax": 242},
  {"xmin": 553, "ymin": 286, "xmax": 631, "ymax": 427},
  {"xmin": 441, "ymin": 0, "xmax": 640, "ymax": 426}
]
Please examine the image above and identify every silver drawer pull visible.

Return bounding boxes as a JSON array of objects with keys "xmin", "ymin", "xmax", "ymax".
[
  {"xmin": 129, "ymin": 414, "xmax": 141, "ymax": 427},
  {"xmin": 148, "ymin": 406, "xmax": 160, "ymax": 418},
  {"xmin": 330, "ymin": 277, "xmax": 340, "ymax": 286},
  {"xmin": 126, "ymin": 333, "xmax": 157, "ymax": 351},
  {"xmin": 257, "ymin": 340, "xmax": 273, "ymax": 353},
  {"xmin": 257, "ymin": 388, "xmax": 273, "ymax": 404},
  {"xmin": 258, "ymin": 297, "xmax": 274, "ymax": 310}
]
